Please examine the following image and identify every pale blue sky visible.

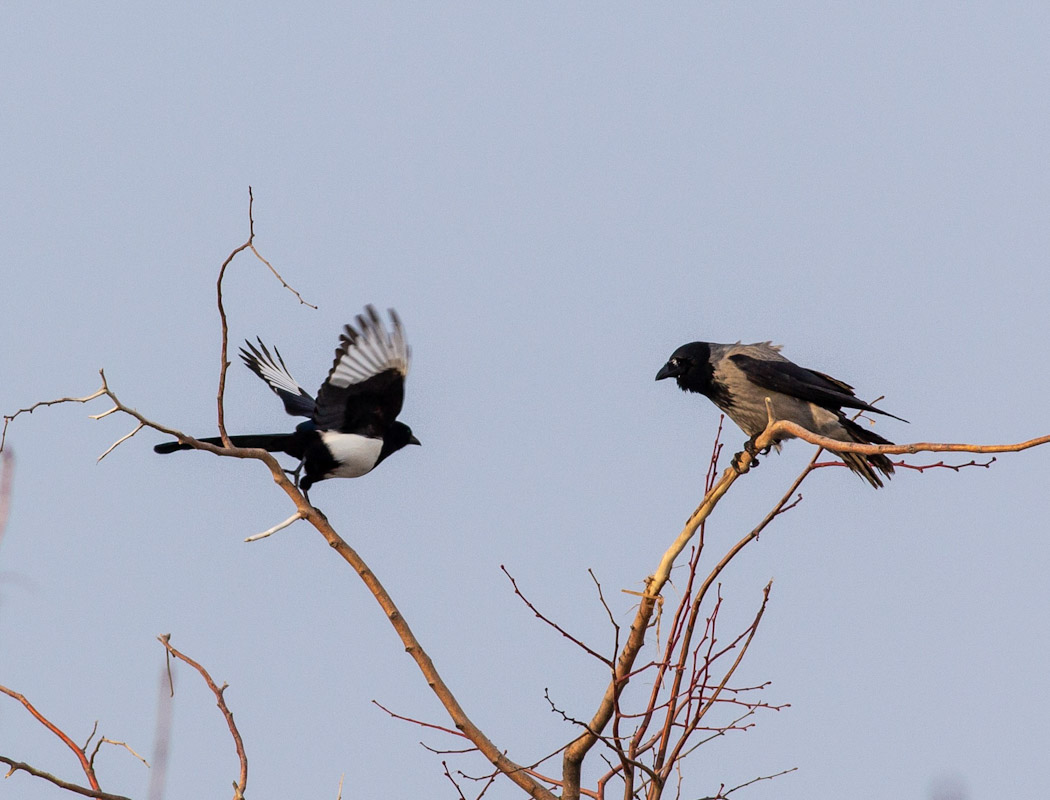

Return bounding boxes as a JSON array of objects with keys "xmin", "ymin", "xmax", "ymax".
[{"xmin": 3, "ymin": 4, "xmax": 1049, "ymax": 799}]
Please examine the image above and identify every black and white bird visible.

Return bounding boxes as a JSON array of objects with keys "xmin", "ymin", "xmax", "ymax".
[
  {"xmin": 155, "ymin": 306, "xmax": 420, "ymax": 499},
  {"xmin": 656, "ymin": 341, "xmax": 905, "ymax": 488}
]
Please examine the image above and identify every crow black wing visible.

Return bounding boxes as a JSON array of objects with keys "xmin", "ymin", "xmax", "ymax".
[
  {"xmin": 729, "ymin": 353, "xmax": 907, "ymax": 422},
  {"xmin": 240, "ymin": 338, "xmax": 316, "ymax": 418},
  {"xmin": 313, "ymin": 306, "xmax": 410, "ymax": 436}
]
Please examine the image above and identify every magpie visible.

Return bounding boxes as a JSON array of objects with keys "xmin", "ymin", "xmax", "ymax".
[
  {"xmin": 155, "ymin": 306, "xmax": 420, "ymax": 499},
  {"xmin": 656, "ymin": 341, "xmax": 906, "ymax": 488}
]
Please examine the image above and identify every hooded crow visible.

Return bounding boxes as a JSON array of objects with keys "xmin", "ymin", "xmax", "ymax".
[
  {"xmin": 155, "ymin": 306, "xmax": 420, "ymax": 499},
  {"xmin": 656, "ymin": 341, "xmax": 905, "ymax": 488}
]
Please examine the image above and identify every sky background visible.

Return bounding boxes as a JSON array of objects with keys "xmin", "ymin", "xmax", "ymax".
[{"xmin": 2, "ymin": 3, "xmax": 1049, "ymax": 799}]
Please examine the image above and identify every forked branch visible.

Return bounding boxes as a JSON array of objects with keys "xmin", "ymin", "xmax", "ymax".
[{"xmin": 0, "ymin": 684, "xmax": 134, "ymax": 800}]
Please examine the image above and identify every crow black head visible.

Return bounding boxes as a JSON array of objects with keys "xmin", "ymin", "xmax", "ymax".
[{"xmin": 655, "ymin": 342, "xmax": 714, "ymax": 394}]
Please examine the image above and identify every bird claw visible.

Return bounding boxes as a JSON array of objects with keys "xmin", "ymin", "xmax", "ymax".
[
  {"xmin": 731, "ymin": 438, "xmax": 765, "ymax": 474},
  {"xmin": 744, "ymin": 438, "xmax": 762, "ymax": 464},
  {"xmin": 731, "ymin": 451, "xmax": 755, "ymax": 474}
]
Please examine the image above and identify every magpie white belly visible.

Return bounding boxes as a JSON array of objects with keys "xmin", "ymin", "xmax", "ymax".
[{"xmin": 320, "ymin": 432, "xmax": 384, "ymax": 478}]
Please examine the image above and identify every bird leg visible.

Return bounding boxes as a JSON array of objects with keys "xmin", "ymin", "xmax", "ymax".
[
  {"xmin": 283, "ymin": 460, "xmax": 305, "ymax": 488},
  {"xmin": 283, "ymin": 460, "xmax": 318, "ymax": 509}
]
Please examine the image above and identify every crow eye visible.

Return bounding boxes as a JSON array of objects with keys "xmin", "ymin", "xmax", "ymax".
[{"xmin": 671, "ymin": 358, "xmax": 682, "ymax": 368}]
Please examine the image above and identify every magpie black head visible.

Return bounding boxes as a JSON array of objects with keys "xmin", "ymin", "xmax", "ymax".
[
  {"xmin": 656, "ymin": 342, "xmax": 715, "ymax": 394},
  {"xmin": 376, "ymin": 421, "xmax": 421, "ymax": 465}
]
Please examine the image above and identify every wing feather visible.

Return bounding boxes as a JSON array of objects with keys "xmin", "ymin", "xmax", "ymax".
[
  {"xmin": 314, "ymin": 306, "xmax": 410, "ymax": 434},
  {"xmin": 729, "ymin": 353, "xmax": 907, "ymax": 422},
  {"xmin": 239, "ymin": 339, "xmax": 316, "ymax": 418}
]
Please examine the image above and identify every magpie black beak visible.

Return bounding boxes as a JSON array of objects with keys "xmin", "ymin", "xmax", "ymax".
[
  {"xmin": 655, "ymin": 361, "xmax": 678, "ymax": 381},
  {"xmin": 408, "ymin": 434, "xmax": 422, "ymax": 446}
]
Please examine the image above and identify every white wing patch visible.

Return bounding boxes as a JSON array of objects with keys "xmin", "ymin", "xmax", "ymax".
[
  {"xmin": 320, "ymin": 432, "xmax": 384, "ymax": 478},
  {"xmin": 327, "ymin": 306, "xmax": 410, "ymax": 389},
  {"xmin": 244, "ymin": 341, "xmax": 305, "ymax": 397}
]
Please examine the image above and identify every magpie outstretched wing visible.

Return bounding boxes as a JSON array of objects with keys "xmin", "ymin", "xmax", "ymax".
[
  {"xmin": 313, "ymin": 306, "xmax": 410, "ymax": 436},
  {"xmin": 240, "ymin": 338, "xmax": 317, "ymax": 418},
  {"xmin": 729, "ymin": 353, "xmax": 908, "ymax": 422}
]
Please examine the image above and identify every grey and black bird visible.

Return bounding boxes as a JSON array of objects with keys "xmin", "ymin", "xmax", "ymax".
[
  {"xmin": 154, "ymin": 306, "xmax": 420, "ymax": 499},
  {"xmin": 656, "ymin": 341, "xmax": 905, "ymax": 488}
]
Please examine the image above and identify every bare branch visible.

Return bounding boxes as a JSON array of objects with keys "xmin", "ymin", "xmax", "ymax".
[
  {"xmin": 661, "ymin": 583, "xmax": 772, "ymax": 777},
  {"xmin": 0, "ymin": 756, "xmax": 131, "ymax": 800},
  {"xmin": 244, "ymin": 511, "xmax": 305, "ymax": 542},
  {"xmin": 215, "ymin": 187, "xmax": 316, "ymax": 447},
  {"xmin": 503, "ymin": 565, "xmax": 613, "ymax": 667},
  {"xmin": 814, "ymin": 457, "xmax": 997, "ymax": 473},
  {"xmin": 1, "ymin": 385, "xmax": 107, "ymax": 452},
  {"xmin": 695, "ymin": 766, "xmax": 798, "ymax": 799},
  {"xmin": 97, "ymin": 423, "xmax": 145, "ymax": 462},
  {"xmin": 562, "ymin": 445, "xmax": 759, "ymax": 798},
  {"xmin": 307, "ymin": 511, "xmax": 557, "ymax": 800},
  {"xmin": 757, "ymin": 418, "xmax": 1050, "ymax": 458},
  {"xmin": 89, "ymin": 735, "xmax": 150, "ymax": 771},
  {"xmin": 0, "ymin": 683, "xmax": 103, "ymax": 791},
  {"xmin": 158, "ymin": 635, "xmax": 247, "ymax": 800},
  {"xmin": 372, "ymin": 700, "xmax": 470, "ymax": 740},
  {"xmin": 248, "ymin": 241, "xmax": 317, "ymax": 310},
  {"xmin": 442, "ymin": 761, "xmax": 469, "ymax": 800}
]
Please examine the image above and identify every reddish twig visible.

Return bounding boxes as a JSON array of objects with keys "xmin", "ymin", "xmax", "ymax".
[
  {"xmin": 158, "ymin": 635, "xmax": 247, "ymax": 800},
  {"xmin": 704, "ymin": 416, "xmax": 725, "ymax": 493},
  {"xmin": 502, "ymin": 565, "xmax": 613, "ymax": 667},
  {"xmin": 0, "ymin": 684, "xmax": 103, "ymax": 792},
  {"xmin": 372, "ymin": 700, "xmax": 470, "ymax": 741},
  {"xmin": 813, "ymin": 457, "xmax": 996, "ymax": 473},
  {"xmin": 442, "ymin": 761, "xmax": 469, "ymax": 800}
]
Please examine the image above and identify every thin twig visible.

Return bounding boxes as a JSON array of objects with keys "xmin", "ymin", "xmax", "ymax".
[
  {"xmin": 813, "ymin": 457, "xmax": 997, "ymax": 473},
  {"xmin": 244, "ymin": 511, "xmax": 305, "ymax": 542},
  {"xmin": 695, "ymin": 766, "xmax": 798, "ymax": 799},
  {"xmin": 502, "ymin": 565, "xmax": 613, "ymax": 667},
  {"xmin": 97, "ymin": 423, "xmax": 144, "ymax": 462},
  {"xmin": 97, "ymin": 739, "xmax": 149, "ymax": 768},
  {"xmin": 443, "ymin": 761, "xmax": 469, "ymax": 800},
  {"xmin": 372, "ymin": 700, "xmax": 469, "ymax": 740},
  {"xmin": 1, "ymin": 387, "xmax": 107, "ymax": 452},
  {"xmin": 661, "ymin": 584, "xmax": 773, "ymax": 778}
]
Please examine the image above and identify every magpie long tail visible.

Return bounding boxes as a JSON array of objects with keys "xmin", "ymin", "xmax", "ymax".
[
  {"xmin": 836, "ymin": 418, "xmax": 895, "ymax": 489},
  {"xmin": 153, "ymin": 433, "xmax": 294, "ymax": 454}
]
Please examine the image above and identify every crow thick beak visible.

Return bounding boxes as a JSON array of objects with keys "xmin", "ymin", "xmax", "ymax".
[
  {"xmin": 408, "ymin": 435, "xmax": 422, "ymax": 446},
  {"xmin": 655, "ymin": 361, "xmax": 678, "ymax": 381}
]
